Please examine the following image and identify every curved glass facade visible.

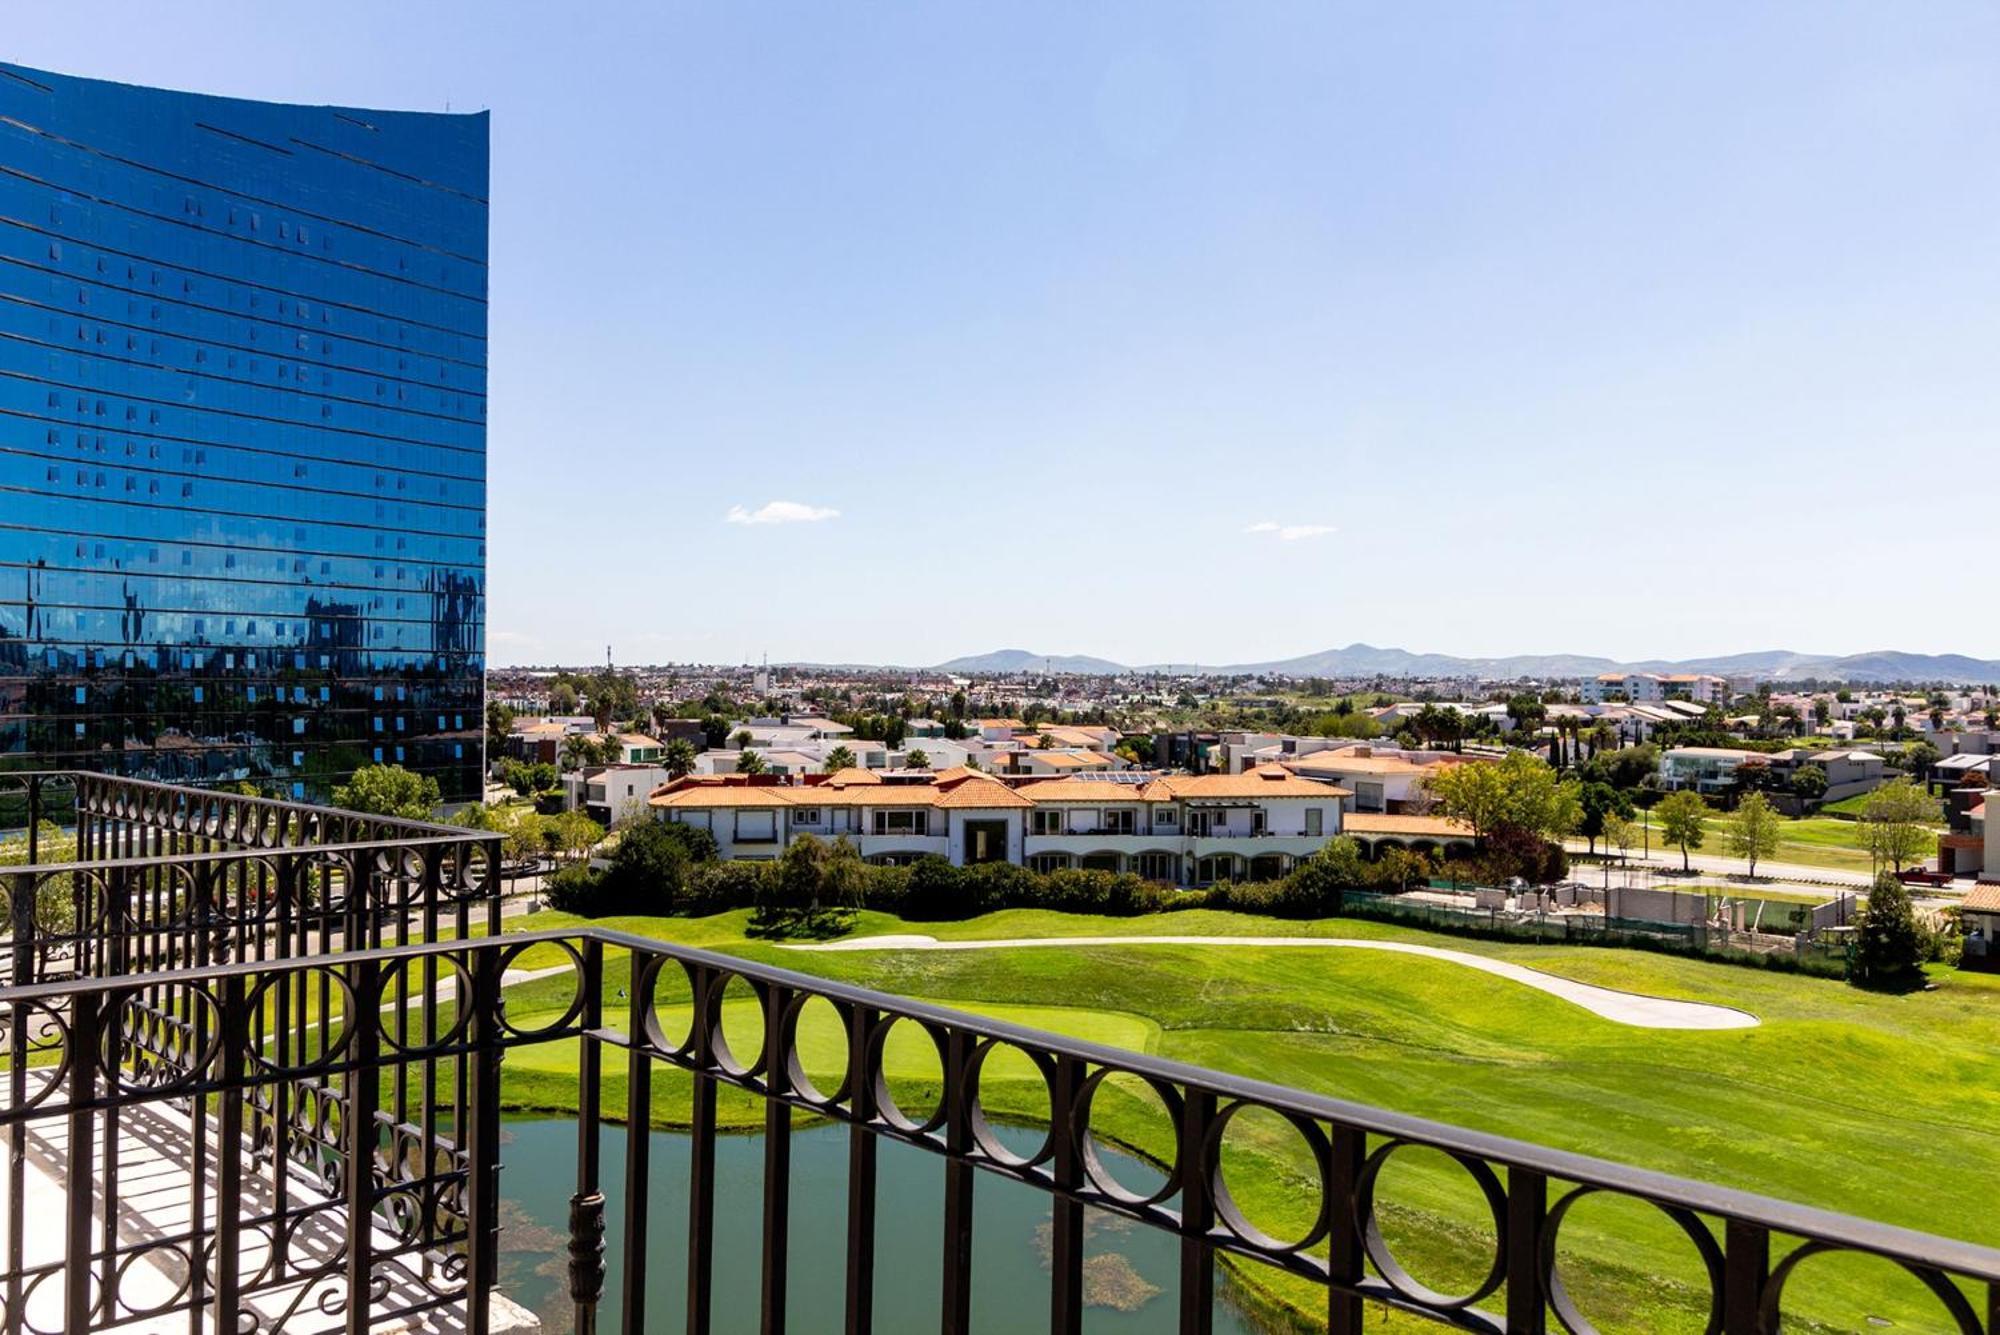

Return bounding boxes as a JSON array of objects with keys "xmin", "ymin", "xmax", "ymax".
[{"xmin": 0, "ymin": 63, "xmax": 488, "ymax": 801}]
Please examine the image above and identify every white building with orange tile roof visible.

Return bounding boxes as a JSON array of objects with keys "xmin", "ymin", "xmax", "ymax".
[{"xmin": 647, "ymin": 763, "xmax": 1471, "ymax": 887}]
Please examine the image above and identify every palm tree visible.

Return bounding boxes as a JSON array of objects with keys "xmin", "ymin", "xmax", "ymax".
[
  {"xmin": 733, "ymin": 729, "xmax": 755, "ymax": 750},
  {"xmin": 822, "ymin": 745, "xmax": 857, "ymax": 774},
  {"xmin": 906, "ymin": 748, "xmax": 931, "ymax": 770},
  {"xmin": 663, "ymin": 738, "xmax": 698, "ymax": 780},
  {"xmin": 736, "ymin": 749, "xmax": 767, "ymax": 776}
]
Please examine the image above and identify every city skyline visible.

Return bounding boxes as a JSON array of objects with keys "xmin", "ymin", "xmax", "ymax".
[{"xmin": 6, "ymin": 2, "xmax": 1997, "ymax": 669}]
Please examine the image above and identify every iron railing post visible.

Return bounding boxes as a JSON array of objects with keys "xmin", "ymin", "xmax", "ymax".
[
  {"xmin": 1724, "ymin": 1219, "xmax": 1770, "ymax": 1335},
  {"xmin": 343, "ymin": 957, "xmax": 382, "ymax": 1335},
  {"xmin": 4, "ymin": 874, "xmax": 27, "ymax": 1329},
  {"xmin": 63, "ymin": 988, "xmax": 101, "ymax": 1335},
  {"xmin": 939, "ymin": 1027, "xmax": 976, "ymax": 1335},
  {"xmin": 1506, "ymin": 1167, "xmax": 1548, "ymax": 1333},
  {"xmin": 569, "ymin": 939, "xmax": 606, "ymax": 1335},
  {"xmin": 761, "ymin": 983, "xmax": 794, "ymax": 1335},
  {"xmin": 1178, "ymin": 1090, "xmax": 1217, "ymax": 1335},
  {"xmin": 685, "ymin": 965, "xmax": 719, "ymax": 1335},
  {"xmin": 1048, "ymin": 1053, "xmax": 1085, "ymax": 1335},
  {"xmin": 464, "ymin": 946, "xmax": 504, "ymax": 1335},
  {"xmin": 1327, "ymin": 1123, "xmax": 1366, "ymax": 1335},
  {"xmin": 843, "ymin": 1003, "xmax": 880, "ymax": 1335},
  {"xmin": 619, "ymin": 951, "xmax": 656, "ymax": 1335},
  {"xmin": 211, "ymin": 974, "xmax": 247, "ymax": 1333}
]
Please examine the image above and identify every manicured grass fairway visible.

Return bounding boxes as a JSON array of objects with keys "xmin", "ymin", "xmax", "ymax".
[
  {"xmin": 1637, "ymin": 811, "xmax": 1931, "ymax": 875},
  {"xmin": 495, "ymin": 908, "xmax": 2000, "ymax": 1332}
]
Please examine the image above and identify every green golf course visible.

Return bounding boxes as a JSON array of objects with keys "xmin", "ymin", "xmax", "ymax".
[{"xmin": 493, "ymin": 908, "xmax": 2000, "ymax": 1333}]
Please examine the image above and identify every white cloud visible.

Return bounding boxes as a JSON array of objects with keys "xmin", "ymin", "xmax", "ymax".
[
  {"xmin": 725, "ymin": 500, "xmax": 841, "ymax": 525},
  {"xmin": 1244, "ymin": 520, "xmax": 1336, "ymax": 541}
]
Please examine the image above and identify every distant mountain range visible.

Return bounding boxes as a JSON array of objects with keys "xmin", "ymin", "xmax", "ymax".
[
  {"xmin": 930, "ymin": 644, "xmax": 2000, "ymax": 684},
  {"xmin": 932, "ymin": 648, "xmax": 1133, "ymax": 675}
]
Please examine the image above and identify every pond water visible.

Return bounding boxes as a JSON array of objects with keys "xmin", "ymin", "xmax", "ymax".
[{"xmin": 497, "ymin": 1118, "xmax": 1263, "ymax": 1334}]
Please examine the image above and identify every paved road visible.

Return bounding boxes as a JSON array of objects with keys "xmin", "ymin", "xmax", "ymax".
[
  {"xmin": 1567, "ymin": 842, "xmax": 1874, "ymax": 890},
  {"xmin": 781, "ymin": 933, "xmax": 1761, "ymax": 1031}
]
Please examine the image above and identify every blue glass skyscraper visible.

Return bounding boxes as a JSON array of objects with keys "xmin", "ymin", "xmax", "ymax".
[{"xmin": 0, "ymin": 63, "xmax": 487, "ymax": 801}]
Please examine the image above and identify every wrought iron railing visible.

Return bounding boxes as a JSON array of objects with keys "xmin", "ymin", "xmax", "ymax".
[
  {"xmin": 1, "ymin": 772, "xmax": 501, "ymax": 1334},
  {"xmin": 1, "ymin": 778, "xmax": 1998, "ymax": 1333}
]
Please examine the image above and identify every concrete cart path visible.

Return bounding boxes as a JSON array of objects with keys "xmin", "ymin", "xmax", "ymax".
[{"xmin": 781, "ymin": 933, "xmax": 1761, "ymax": 1031}]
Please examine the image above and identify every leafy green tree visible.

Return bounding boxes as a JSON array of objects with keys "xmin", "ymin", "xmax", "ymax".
[
  {"xmin": 1853, "ymin": 871, "xmax": 1925, "ymax": 990},
  {"xmin": 1577, "ymin": 782, "xmax": 1633, "ymax": 855},
  {"xmin": 1724, "ymin": 791, "xmax": 1782, "ymax": 879},
  {"xmin": 905, "ymin": 748, "xmax": 931, "ymax": 770},
  {"xmin": 736, "ymin": 749, "xmax": 767, "ymax": 776},
  {"xmin": 503, "ymin": 811, "xmax": 549, "ymax": 863},
  {"xmin": 551, "ymin": 810, "xmax": 604, "ymax": 864},
  {"xmin": 549, "ymin": 681, "xmax": 580, "ymax": 714},
  {"xmin": 822, "ymin": 745, "xmax": 858, "ymax": 773},
  {"xmin": 752, "ymin": 834, "xmax": 856, "ymax": 938},
  {"xmin": 332, "ymin": 764, "xmax": 440, "ymax": 821},
  {"xmin": 1789, "ymin": 764, "xmax": 1828, "ymax": 801},
  {"xmin": 663, "ymin": 739, "xmax": 699, "ymax": 780},
  {"xmin": 598, "ymin": 819, "xmax": 694, "ymax": 912},
  {"xmin": 1861, "ymin": 778, "xmax": 1941, "ymax": 873},
  {"xmin": 1902, "ymin": 741, "xmax": 1941, "ymax": 783},
  {"xmin": 499, "ymin": 758, "xmax": 557, "ymax": 798},
  {"xmin": 1603, "ymin": 813, "xmax": 1638, "ymax": 864},
  {"xmin": 733, "ymin": 729, "xmax": 755, "ymax": 750},
  {"xmin": 1655, "ymin": 790, "xmax": 1709, "ymax": 873},
  {"xmin": 1424, "ymin": 751, "xmax": 1581, "ymax": 842},
  {"xmin": 1373, "ymin": 847, "xmax": 1432, "ymax": 892},
  {"xmin": 1580, "ymin": 742, "xmax": 1661, "ymax": 792},
  {"xmin": 1505, "ymin": 693, "xmax": 1547, "ymax": 730},
  {"xmin": 485, "ymin": 699, "xmax": 516, "ymax": 754}
]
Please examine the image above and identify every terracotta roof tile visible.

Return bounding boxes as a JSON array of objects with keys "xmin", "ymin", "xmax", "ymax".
[
  {"xmin": 1158, "ymin": 767, "xmax": 1351, "ymax": 800},
  {"xmin": 934, "ymin": 777, "xmax": 1036, "ymax": 809},
  {"xmin": 1343, "ymin": 813, "xmax": 1477, "ymax": 838}
]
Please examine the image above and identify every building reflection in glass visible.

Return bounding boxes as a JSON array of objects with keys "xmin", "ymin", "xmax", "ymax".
[{"xmin": 0, "ymin": 61, "xmax": 488, "ymax": 801}]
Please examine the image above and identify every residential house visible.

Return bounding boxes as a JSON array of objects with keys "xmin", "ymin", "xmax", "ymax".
[
  {"xmin": 651, "ymin": 768, "xmax": 1032, "ymax": 866},
  {"xmin": 1765, "ymin": 749, "xmax": 1885, "ymax": 803},
  {"xmin": 565, "ymin": 763, "xmax": 675, "ymax": 826},
  {"xmin": 1284, "ymin": 748, "xmax": 1448, "ymax": 813},
  {"xmin": 646, "ymin": 764, "xmax": 1453, "ymax": 886},
  {"xmin": 505, "ymin": 715, "xmax": 596, "ymax": 765},
  {"xmin": 1659, "ymin": 747, "xmax": 1762, "ymax": 794}
]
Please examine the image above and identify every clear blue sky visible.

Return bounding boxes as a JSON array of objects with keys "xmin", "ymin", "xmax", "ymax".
[{"xmin": 13, "ymin": 2, "xmax": 1999, "ymax": 667}]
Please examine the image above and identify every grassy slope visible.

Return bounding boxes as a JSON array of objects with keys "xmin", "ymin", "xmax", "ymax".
[{"xmin": 495, "ymin": 908, "xmax": 2000, "ymax": 1332}]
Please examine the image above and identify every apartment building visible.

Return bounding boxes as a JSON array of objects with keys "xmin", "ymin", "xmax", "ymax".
[{"xmin": 1581, "ymin": 673, "xmax": 1725, "ymax": 704}]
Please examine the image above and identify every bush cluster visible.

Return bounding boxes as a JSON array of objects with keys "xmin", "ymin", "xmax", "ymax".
[{"xmin": 543, "ymin": 833, "xmax": 1439, "ymax": 924}]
